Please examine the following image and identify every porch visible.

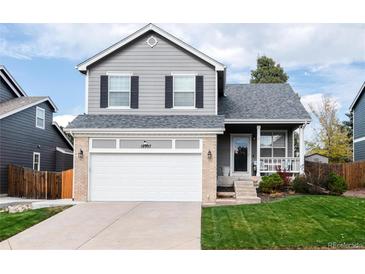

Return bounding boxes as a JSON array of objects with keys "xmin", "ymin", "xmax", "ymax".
[{"xmin": 217, "ymin": 123, "xmax": 306, "ymax": 187}]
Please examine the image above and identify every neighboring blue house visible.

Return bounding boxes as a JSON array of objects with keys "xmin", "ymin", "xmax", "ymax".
[
  {"xmin": 0, "ymin": 65, "xmax": 74, "ymax": 194},
  {"xmin": 350, "ymin": 82, "xmax": 365, "ymax": 161}
]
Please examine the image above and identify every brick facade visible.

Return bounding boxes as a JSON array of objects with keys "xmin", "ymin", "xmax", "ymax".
[
  {"xmin": 73, "ymin": 137, "xmax": 89, "ymax": 201},
  {"xmin": 202, "ymin": 136, "xmax": 217, "ymax": 204}
]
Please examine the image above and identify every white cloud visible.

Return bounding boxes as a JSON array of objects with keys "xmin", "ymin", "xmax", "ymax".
[
  {"xmin": 1, "ymin": 24, "xmax": 364, "ymax": 68},
  {"xmin": 53, "ymin": 115, "xmax": 76, "ymax": 127},
  {"xmin": 0, "ymin": 24, "xmax": 143, "ymax": 61},
  {"xmin": 301, "ymin": 93, "xmax": 324, "ymax": 113}
]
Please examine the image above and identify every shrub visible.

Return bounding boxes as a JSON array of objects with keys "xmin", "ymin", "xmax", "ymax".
[
  {"xmin": 292, "ymin": 175, "xmax": 310, "ymax": 194},
  {"xmin": 276, "ymin": 167, "xmax": 291, "ymax": 185},
  {"xmin": 327, "ymin": 172, "xmax": 347, "ymax": 195},
  {"xmin": 259, "ymin": 173, "xmax": 283, "ymax": 193},
  {"xmin": 293, "ymin": 174, "xmax": 330, "ymax": 195}
]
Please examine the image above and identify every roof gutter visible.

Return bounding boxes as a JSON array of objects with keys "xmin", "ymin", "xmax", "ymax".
[
  {"xmin": 224, "ymin": 118, "xmax": 311, "ymax": 124},
  {"xmin": 65, "ymin": 127, "xmax": 225, "ymax": 135}
]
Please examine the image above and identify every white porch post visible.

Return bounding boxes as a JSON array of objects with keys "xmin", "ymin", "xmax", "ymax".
[
  {"xmin": 256, "ymin": 125, "xmax": 261, "ymax": 177},
  {"xmin": 299, "ymin": 125, "xmax": 305, "ymax": 174}
]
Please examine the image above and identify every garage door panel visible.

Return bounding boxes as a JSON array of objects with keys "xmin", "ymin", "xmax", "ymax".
[{"xmin": 90, "ymin": 153, "xmax": 202, "ymax": 201}]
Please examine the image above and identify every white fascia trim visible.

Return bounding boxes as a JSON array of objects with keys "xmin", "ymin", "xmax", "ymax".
[
  {"xmin": 56, "ymin": 147, "xmax": 74, "ymax": 155},
  {"xmin": 52, "ymin": 121, "xmax": 74, "ymax": 149},
  {"xmin": 0, "ymin": 97, "xmax": 59, "ymax": 120},
  {"xmin": 0, "ymin": 70, "xmax": 22, "ymax": 97},
  {"xmin": 0, "ymin": 66, "xmax": 27, "ymax": 97},
  {"xmin": 224, "ymin": 119, "xmax": 311, "ymax": 124},
  {"xmin": 354, "ymin": 136, "xmax": 365, "ymax": 143},
  {"xmin": 84, "ymin": 70, "xmax": 88, "ymax": 114},
  {"xmin": 76, "ymin": 24, "xmax": 225, "ymax": 72},
  {"xmin": 65, "ymin": 128, "xmax": 225, "ymax": 135},
  {"xmin": 350, "ymin": 81, "xmax": 365, "ymax": 111}
]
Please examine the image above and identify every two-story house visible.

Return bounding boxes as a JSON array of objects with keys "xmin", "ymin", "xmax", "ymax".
[
  {"xmin": 350, "ymin": 82, "xmax": 365, "ymax": 161},
  {"xmin": 0, "ymin": 65, "xmax": 74, "ymax": 194},
  {"xmin": 66, "ymin": 24, "xmax": 310, "ymax": 205}
]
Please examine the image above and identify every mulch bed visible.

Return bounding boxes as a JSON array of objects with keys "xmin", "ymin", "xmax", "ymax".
[{"xmin": 258, "ymin": 191, "xmax": 297, "ymax": 203}]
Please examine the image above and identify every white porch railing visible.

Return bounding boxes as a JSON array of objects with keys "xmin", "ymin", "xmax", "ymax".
[{"xmin": 260, "ymin": 157, "xmax": 300, "ymax": 173}]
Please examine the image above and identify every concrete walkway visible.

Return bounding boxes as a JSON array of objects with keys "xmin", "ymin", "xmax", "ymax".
[{"xmin": 0, "ymin": 202, "xmax": 201, "ymax": 250}]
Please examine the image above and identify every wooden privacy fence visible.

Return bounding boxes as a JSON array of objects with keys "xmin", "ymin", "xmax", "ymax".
[
  {"xmin": 305, "ymin": 161, "xmax": 365, "ymax": 190},
  {"xmin": 8, "ymin": 164, "xmax": 73, "ymax": 199}
]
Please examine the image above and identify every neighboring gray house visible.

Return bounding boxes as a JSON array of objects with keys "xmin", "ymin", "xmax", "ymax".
[
  {"xmin": 0, "ymin": 66, "xmax": 74, "ymax": 194},
  {"xmin": 66, "ymin": 24, "xmax": 310, "ymax": 205},
  {"xmin": 305, "ymin": 153, "xmax": 329, "ymax": 164},
  {"xmin": 350, "ymin": 82, "xmax": 365, "ymax": 162}
]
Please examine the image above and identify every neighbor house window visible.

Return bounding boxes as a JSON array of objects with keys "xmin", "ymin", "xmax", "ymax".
[
  {"xmin": 33, "ymin": 152, "xmax": 40, "ymax": 171},
  {"xmin": 108, "ymin": 75, "xmax": 131, "ymax": 107},
  {"xmin": 173, "ymin": 75, "xmax": 195, "ymax": 107},
  {"xmin": 36, "ymin": 107, "xmax": 45, "ymax": 129},
  {"xmin": 260, "ymin": 131, "xmax": 286, "ymax": 157}
]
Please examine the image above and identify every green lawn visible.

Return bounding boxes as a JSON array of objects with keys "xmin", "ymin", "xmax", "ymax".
[
  {"xmin": 0, "ymin": 206, "xmax": 69, "ymax": 242},
  {"xmin": 202, "ymin": 195, "xmax": 365, "ymax": 249}
]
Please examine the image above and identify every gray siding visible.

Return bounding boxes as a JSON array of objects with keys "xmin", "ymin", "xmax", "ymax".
[
  {"xmin": 217, "ymin": 125, "xmax": 295, "ymax": 176},
  {"xmin": 55, "ymin": 151, "xmax": 73, "ymax": 172},
  {"xmin": 354, "ymin": 92, "xmax": 365, "ymax": 139},
  {"xmin": 87, "ymin": 31, "xmax": 216, "ymax": 115},
  {"xmin": 0, "ymin": 78, "xmax": 17, "ymax": 103},
  {"xmin": 0, "ymin": 102, "xmax": 73, "ymax": 193},
  {"xmin": 354, "ymin": 140, "xmax": 365, "ymax": 161}
]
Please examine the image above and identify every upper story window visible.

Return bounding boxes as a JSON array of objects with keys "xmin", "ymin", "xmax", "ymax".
[
  {"xmin": 173, "ymin": 75, "xmax": 195, "ymax": 108},
  {"xmin": 35, "ymin": 107, "xmax": 45, "ymax": 129},
  {"xmin": 260, "ymin": 131, "xmax": 286, "ymax": 157},
  {"xmin": 108, "ymin": 75, "xmax": 131, "ymax": 107}
]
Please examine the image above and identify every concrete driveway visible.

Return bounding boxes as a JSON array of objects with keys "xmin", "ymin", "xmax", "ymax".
[{"xmin": 0, "ymin": 202, "xmax": 201, "ymax": 250}]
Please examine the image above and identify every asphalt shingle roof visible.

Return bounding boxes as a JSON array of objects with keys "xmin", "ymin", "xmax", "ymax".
[
  {"xmin": 67, "ymin": 114, "xmax": 225, "ymax": 129},
  {"xmin": 0, "ymin": 96, "xmax": 48, "ymax": 118},
  {"xmin": 219, "ymin": 84, "xmax": 311, "ymax": 120}
]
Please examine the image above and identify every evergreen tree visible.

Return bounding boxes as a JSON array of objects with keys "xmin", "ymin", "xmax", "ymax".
[{"xmin": 250, "ymin": 56, "xmax": 289, "ymax": 83}]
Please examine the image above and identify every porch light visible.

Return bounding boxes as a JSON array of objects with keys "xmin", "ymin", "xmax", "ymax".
[
  {"xmin": 207, "ymin": 150, "xmax": 212, "ymax": 159},
  {"xmin": 78, "ymin": 149, "xmax": 84, "ymax": 159}
]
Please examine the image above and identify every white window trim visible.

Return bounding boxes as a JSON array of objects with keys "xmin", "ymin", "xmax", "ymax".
[
  {"xmin": 107, "ymin": 73, "xmax": 132, "ymax": 109},
  {"xmin": 230, "ymin": 134, "xmax": 252, "ymax": 176},
  {"xmin": 35, "ymin": 107, "xmax": 45, "ymax": 129},
  {"xmin": 89, "ymin": 138, "xmax": 202, "ymax": 154},
  {"xmin": 260, "ymin": 130, "xmax": 288, "ymax": 158},
  {"xmin": 33, "ymin": 152, "xmax": 40, "ymax": 171},
  {"xmin": 172, "ymin": 74, "xmax": 196, "ymax": 109}
]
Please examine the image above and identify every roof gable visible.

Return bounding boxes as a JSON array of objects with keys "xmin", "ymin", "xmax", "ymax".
[
  {"xmin": 0, "ymin": 66, "xmax": 27, "ymax": 97},
  {"xmin": 0, "ymin": 96, "xmax": 58, "ymax": 120},
  {"xmin": 76, "ymin": 24, "xmax": 225, "ymax": 73},
  {"xmin": 350, "ymin": 81, "xmax": 365, "ymax": 111}
]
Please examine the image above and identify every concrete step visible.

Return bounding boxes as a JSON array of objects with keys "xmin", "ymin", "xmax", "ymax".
[
  {"xmin": 217, "ymin": 191, "xmax": 235, "ymax": 198},
  {"xmin": 216, "ymin": 198, "xmax": 237, "ymax": 205},
  {"xmin": 235, "ymin": 186, "xmax": 256, "ymax": 190},
  {"xmin": 236, "ymin": 197, "xmax": 261, "ymax": 204},
  {"xmin": 236, "ymin": 193, "xmax": 257, "ymax": 198},
  {"xmin": 235, "ymin": 180, "xmax": 254, "ymax": 186},
  {"xmin": 233, "ymin": 180, "xmax": 261, "ymax": 205}
]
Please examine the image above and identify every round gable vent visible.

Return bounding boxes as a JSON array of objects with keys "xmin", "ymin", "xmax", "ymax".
[{"xmin": 146, "ymin": 36, "xmax": 158, "ymax": 48}]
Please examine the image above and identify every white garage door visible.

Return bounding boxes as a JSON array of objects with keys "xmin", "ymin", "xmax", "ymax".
[{"xmin": 90, "ymin": 153, "xmax": 202, "ymax": 201}]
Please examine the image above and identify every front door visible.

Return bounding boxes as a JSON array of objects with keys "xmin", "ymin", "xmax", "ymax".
[{"xmin": 231, "ymin": 135, "xmax": 251, "ymax": 176}]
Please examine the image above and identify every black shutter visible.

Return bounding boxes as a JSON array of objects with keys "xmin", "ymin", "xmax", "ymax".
[
  {"xmin": 195, "ymin": 75, "xmax": 204, "ymax": 108},
  {"xmin": 131, "ymin": 76, "xmax": 139, "ymax": 109},
  {"xmin": 165, "ymin": 76, "xmax": 173, "ymax": 108},
  {"xmin": 100, "ymin": 75, "xmax": 108, "ymax": 108}
]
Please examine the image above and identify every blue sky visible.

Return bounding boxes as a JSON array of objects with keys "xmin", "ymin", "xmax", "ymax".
[{"xmin": 1, "ymin": 24, "xmax": 364, "ymax": 139}]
